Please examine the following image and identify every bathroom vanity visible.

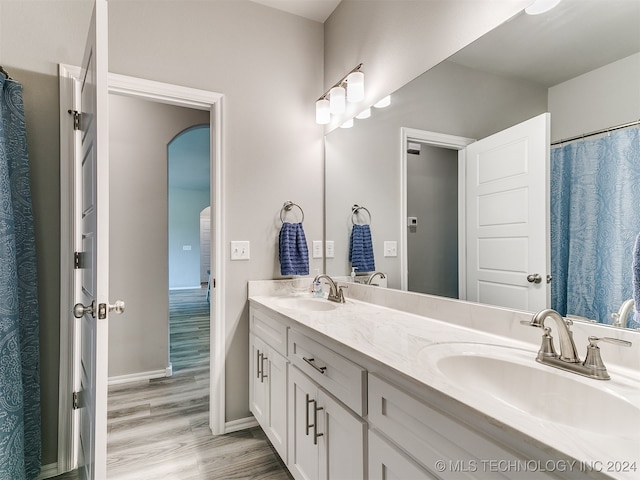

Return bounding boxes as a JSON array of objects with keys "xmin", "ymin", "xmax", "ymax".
[{"xmin": 248, "ymin": 279, "xmax": 640, "ymax": 480}]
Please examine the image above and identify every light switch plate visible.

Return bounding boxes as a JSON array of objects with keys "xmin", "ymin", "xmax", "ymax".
[
  {"xmin": 312, "ymin": 240, "xmax": 323, "ymax": 259},
  {"xmin": 384, "ymin": 241, "xmax": 397, "ymax": 257},
  {"xmin": 231, "ymin": 241, "xmax": 250, "ymax": 260},
  {"xmin": 325, "ymin": 240, "xmax": 335, "ymax": 258}
]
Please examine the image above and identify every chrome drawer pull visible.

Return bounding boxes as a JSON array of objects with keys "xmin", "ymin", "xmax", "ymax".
[{"xmin": 303, "ymin": 356, "xmax": 327, "ymax": 374}]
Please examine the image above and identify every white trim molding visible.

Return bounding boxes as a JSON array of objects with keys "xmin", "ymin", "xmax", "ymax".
[{"xmin": 224, "ymin": 416, "xmax": 259, "ymax": 434}]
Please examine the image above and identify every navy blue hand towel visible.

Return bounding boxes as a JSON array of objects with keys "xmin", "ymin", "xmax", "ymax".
[
  {"xmin": 279, "ymin": 222, "xmax": 309, "ymax": 276},
  {"xmin": 349, "ymin": 224, "xmax": 375, "ymax": 273},
  {"xmin": 633, "ymin": 233, "xmax": 640, "ymax": 325}
]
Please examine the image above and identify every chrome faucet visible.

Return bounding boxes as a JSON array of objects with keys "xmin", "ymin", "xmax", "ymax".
[
  {"xmin": 366, "ymin": 271, "xmax": 386, "ymax": 285},
  {"xmin": 312, "ymin": 274, "xmax": 346, "ymax": 303},
  {"xmin": 612, "ymin": 298, "xmax": 635, "ymax": 328},
  {"xmin": 525, "ymin": 309, "xmax": 632, "ymax": 380}
]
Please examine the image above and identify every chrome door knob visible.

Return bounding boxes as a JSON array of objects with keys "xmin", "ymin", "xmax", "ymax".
[
  {"xmin": 108, "ymin": 300, "xmax": 125, "ymax": 314},
  {"xmin": 527, "ymin": 273, "xmax": 542, "ymax": 284},
  {"xmin": 73, "ymin": 301, "xmax": 95, "ymax": 318}
]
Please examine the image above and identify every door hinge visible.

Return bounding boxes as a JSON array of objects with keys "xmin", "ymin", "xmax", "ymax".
[
  {"xmin": 72, "ymin": 391, "xmax": 80, "ymax": 410},
  {"xmin": 74, "ymin": 251, "xmax": 86, "ymax": 269},
  {"xmin": 68, "ymin": 109, "xmax": 82, "ymax": 131}
]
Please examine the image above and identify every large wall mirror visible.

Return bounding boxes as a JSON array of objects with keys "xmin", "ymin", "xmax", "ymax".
[{"xmin": 325, "ymin": 1, "xmax": 640, "ymax": 329}]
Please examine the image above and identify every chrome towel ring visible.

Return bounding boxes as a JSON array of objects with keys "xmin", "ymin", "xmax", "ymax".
[
  {"xmin": 351, "ymin": 204, "xmax": 371, "ymax": 225},
  {"xmin": 280, "ymin": 201, "xmax": 305, "ymax": 223}
]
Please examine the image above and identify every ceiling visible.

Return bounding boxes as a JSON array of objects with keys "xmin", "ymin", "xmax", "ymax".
[
  {"xmin": 249, "ymin": 0, "xmax": 341, "ymax": 23},
  {"xmin": 449, "ymin": 0, "xmax": 640, "ymax": 88}
]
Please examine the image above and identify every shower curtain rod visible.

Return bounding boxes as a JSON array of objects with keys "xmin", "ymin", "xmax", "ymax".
[{"xmin": 551, "ymin": 119, "xmax": 640, "ymax": 146}]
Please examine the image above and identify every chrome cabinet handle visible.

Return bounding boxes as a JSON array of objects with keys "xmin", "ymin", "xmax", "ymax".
[
  {"xmin": 260, "ymin": 354, "xmax": 268, "ymax": 383},
  {"xmin": 527, "ymin": 273, "xmax": 542, "ymax": 284},
  {"xmin": 313, "ymin": 401, "xmax": 323, "ymax": 445},
  {"xmin": 73, "ymin": 301, "xmax": 95, "ymax": 318},
  {"xmin": 303, "ymin": 357, "xmax": 327, "ymax": 374},
  {"xmin": 256, "ymin": 351, "xmax": 262, "ymax": 379},
  {"xmin": 305, "ymin": 394, "xmax": 313, "ymax": 436}
]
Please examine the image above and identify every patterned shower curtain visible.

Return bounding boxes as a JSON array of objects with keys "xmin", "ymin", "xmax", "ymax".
[
  {"xmin": 550, "ymin": 126, "xmax": 640, "ymax": 327},
  {"xmin": 0, "ymin": 72, "xmax": 41, "ymax": 479}
]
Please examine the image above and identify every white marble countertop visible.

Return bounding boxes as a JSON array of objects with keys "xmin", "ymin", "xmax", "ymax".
[{"xmin": 248, "ymin": 282, "xmax": 640, "ymax": 480}]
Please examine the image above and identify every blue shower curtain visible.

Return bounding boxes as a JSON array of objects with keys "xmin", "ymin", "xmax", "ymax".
[
  {"xmin": 0, "ymin": 72, "xmax": 41, "ymax": 479},
  {"xmin": 551, "ymin": 126, "xmax": 640, "ymax": 327}
]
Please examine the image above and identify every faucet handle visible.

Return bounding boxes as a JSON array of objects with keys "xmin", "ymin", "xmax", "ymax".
[
  {"xmin": 587, "ymin": 336, "xmax": 632, "ymax": 348},
  {"xmin": 582, "ymin": 336, "xmax": 632, "ymax": 379}
]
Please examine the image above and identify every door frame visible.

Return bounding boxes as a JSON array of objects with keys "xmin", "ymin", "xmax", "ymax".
[
  {"xmin": 399, "ymin": 127, "xmax": 474, "ymax": 296},
  {"xmin": 59, "ymin": 66, "xmax": 226, "ymax": 474}
]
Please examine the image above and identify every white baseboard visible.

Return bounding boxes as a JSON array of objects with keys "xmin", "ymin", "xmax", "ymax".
[
  {"xmin": 108, "ymin": 366, "xmax": 171, "ymax": 386},
  {"xmin": 38, "ymin": 463, "xmax": 62, "ymax": 479},
  {"xmin": 224, "ymin": 416, "xmax": 258, "ymax": 433},
  {"xmin": 169, "ymin": 285, "xmax": 203, "ymax": 290}
]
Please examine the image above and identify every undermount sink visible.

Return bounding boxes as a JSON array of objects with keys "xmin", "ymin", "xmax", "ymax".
[
  {"xmin": 272, "ymin": 296, "xmax": 338, "ymax": 312},
  {"xmin": 419, "ymin": 343, "xmax": 640, "ymax": 436}
]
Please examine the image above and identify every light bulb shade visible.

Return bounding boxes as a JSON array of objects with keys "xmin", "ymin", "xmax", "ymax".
[
  {"xmin": 355, "ymin": 108, "xmax": 371, "ymax": 119},
  {"xmin": 315, "ymin": 99, "xmax": 330, "ymax": 124},
  {"xmin": 329, "ymin": 86, "xmax": 346, "ymax": 114},
  {"xmin": 340, "ymin": 118, "xmax": 354, "ymax": 129},
  {"xmin": 373, "ymin": 95, "xmax": 391, "ymax": 108},
  {"xmin": 525, "ymin": 0, "xmax": 561, "ymax": 15},
  {"xmin": 346, "ymin": 71, "xmax": 365, "ymax": 103}
]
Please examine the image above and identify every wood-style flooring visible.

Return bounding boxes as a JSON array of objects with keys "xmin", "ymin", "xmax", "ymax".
[{"xmin": 54, "ymin": 287, "xmax": 292, "ymax": 480}]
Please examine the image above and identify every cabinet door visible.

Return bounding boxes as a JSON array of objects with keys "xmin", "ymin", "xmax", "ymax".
[
  {"xmin": 288, "ymin": 366, "xmax": 320, "ymax": 480},
  {"xmin": 265, "ymin": 348, "xmax": 288, "ymax": 462},
  {"xmin": 249, "ymin": 334, "xmax": 268, "ymax": 425},
  {"xmin": 318, "ymin": 390, "xmax": 366, "ymax": 480},
  {"xmin": 369, "ymin": 430, "xmax": 436, "ymax": 480}
]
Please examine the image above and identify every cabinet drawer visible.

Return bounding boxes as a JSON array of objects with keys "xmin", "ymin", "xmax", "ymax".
[
  {"xmin": 289, "ymin": 330, "xmax": 366, "ymax": 416},
  {"xmin": 250, "ymin": 308, "xmax": 288, "ymax": 356},
  {"xmin": 369, "ymin": 430, "xmax": 436, "ymax": 480},
  {"xmin": 368, "ymin": 374, "xmax": 543, "ymax": 479}
]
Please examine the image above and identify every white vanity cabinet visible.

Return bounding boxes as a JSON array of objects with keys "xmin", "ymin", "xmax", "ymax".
[
  {"xmin": 368, "ymin": 374, "xmax": 559, "ymax": 480},
  {"xmin": 249, "ymin": 309, "xmax": 289, "ymax": 462},
  {"xmin": 288, "ymin": 365, "xmax": 366, "ymax": 480}
]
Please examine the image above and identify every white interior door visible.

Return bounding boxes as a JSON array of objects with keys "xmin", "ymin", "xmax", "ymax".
[
  {"xmin": 465, "ymin": 113, "xmax": 550, "ymax": 312},
  {"xmin": 75, "ymin": 1, "xmax": 110, "ymax": 478}
]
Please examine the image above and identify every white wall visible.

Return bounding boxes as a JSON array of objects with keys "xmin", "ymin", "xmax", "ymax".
[
  {"xmin": 168, "ymin": 186, "xmax": 210, "ymax": 289},
  {"xmin": 109, "ymin": 94, "xmax": 209, "ymax": 378},
  {"xmin": 323, "ymin": 0, "xmax": 531, "ymax": 131},
  {"xmin": 548, "ymin": 53, "xmax": 640, "ymax": 142}
]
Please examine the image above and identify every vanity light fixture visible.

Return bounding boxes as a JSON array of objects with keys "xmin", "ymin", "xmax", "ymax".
[
  {"xmin": 340, "ymin": 118, "xmax": 354, "ymax": 129},
  {"xmin": 525, "ymin": 0, "xmax": 561, "ymax": 15},
  {"xmin": 355, "ymin": 107, "xmax": 371, "ymax": 119},
  {"xmin": 329, "ymin": 85, "xmax": 346, "ymax": 114},
  {"xmin": 373, "ymin": 95, "xmax": 391, "ymax": 108},
  {"xmin": 315, "ymin": 63, "xmax": 364, "ymax": 125},
  {"xmin": 315, "ymin": 98, "xmax": 330, "ymax": 124}
]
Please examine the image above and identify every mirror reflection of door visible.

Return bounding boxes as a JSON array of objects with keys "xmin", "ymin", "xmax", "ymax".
[{"xmin": 407, "ymin": 144, "xmax": 458, "ymax": 298}]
